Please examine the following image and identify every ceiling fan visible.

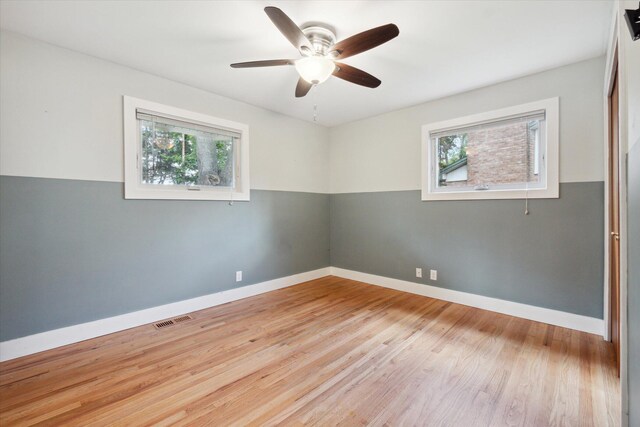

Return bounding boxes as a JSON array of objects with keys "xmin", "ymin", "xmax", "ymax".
[{"xmin": 230, "ymin": 7, "xmax": 399, "ymax": 97}]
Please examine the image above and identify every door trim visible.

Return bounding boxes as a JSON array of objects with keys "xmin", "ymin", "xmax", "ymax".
[
  {"xmin": 608, "ymin": 57, "xmax": 620, "ymax": 373},
  {"xmin": 603, "ymin": 12, "xmax": 618, "ymax": 343},
  {"xmin": 603, "ymin": 4, "xmax": 629, "ymax": 425}
]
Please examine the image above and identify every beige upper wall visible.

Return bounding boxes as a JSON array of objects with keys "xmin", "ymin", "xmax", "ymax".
[
  {"xmin": 0, "ymin": 31, "xmax": 330, "ymax": 193},
  {"xmin": 1, "ymin": 30, "xmax": 609, "ymax": 195},
  {"xmin": 329, "ymin": 56, "xmax": 606, "ymax": 194}
]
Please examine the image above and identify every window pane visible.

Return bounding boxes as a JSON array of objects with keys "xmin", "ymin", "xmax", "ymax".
[
  {"xmin": 435, "ymin": 118, "xmax": 543, "ymax": 190},
  {"xmin": 140, "ymin": 119, "xmax": 235, "ymax": 188}
]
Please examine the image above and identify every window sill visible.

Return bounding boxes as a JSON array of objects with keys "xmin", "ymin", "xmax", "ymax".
[
  {"xmin": 421, "ymin": 186, "xmax": 558, "ymax": 201},
  {"xmin": 124, "ymin": 184, "xmax": 250, "ymax": 201}
]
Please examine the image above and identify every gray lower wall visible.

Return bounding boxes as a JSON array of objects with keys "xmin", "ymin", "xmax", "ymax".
[
  {"xmin": 0, "ymin": 176, "xmax": 330, "ymax": 341},
  {"xmin": 330, "ymin": 182, "xmax": 604, "ymax": 318},
  {"xmin": 0, "ymin": 177, "xmax": 605, "ymax": 342},
  {"xmin": 628, "ymin": 143, "xmax": 640, "ymax": 426}
]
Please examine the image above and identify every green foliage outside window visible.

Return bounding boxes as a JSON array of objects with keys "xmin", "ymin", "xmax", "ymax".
[
  {"xmin": 437, "ymin": 134, "xmax": 468, "ymax": 169},
  {"xmin": 141, "ymin": 121, "xmax": 234, "ymax": 187}
]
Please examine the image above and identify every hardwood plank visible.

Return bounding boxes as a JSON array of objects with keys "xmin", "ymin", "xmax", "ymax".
[{"xmin": 0, "ymin": 276, "xmax": 619, "ymax": 426}]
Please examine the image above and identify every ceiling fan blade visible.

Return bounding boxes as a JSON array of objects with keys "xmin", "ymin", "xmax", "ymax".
[
  {"xmin": 330, "ymin": 24, "xmax": 399, "ymax": 60},
  {"xmin": 333, "ymin": 62, "xmax": 381, "ymax": 88},
  {"xmin": 295, "ymin": 78, "xmax": 313, "ymax": 98},
  {"xmin": 230, "ymin": 59, "xmax": 294, "ymax": 68},
  {"xmin": 264, "ymin": 7, "xmax": 313, "ymax": 55}
]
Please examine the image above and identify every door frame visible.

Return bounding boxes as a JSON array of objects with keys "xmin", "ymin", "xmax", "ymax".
[
  {"xmin": 603, "ymin": 7, "xmax": 617, "ymax": 344},
  {"xmin": 606, "ymin": 48, "xmax": 619, "ymax": 369},
  {"xmin": 603, "ymin": 3, "xmax": 629, "ymax": 425}
]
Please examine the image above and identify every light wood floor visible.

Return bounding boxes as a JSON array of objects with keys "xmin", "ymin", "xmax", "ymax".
[{"xmin": 0, "ymin": 276, "xmax": 619, "ymax": 426}]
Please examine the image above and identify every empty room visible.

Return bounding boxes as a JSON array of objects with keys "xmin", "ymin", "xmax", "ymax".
[{"xmin": 0, "ymin": 0, "xmax": 638, "ymax": 425}]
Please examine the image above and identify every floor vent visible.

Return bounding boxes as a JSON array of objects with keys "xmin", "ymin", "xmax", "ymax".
[
  {"xmin": 172, "ymin": 315, "xmax": 193, "ymax": 323},
  {"xmin": 153, "ymin": 315, "xmax": 193, "ymax": 329},
  {"xmin": 154, "ymin": 320, "xmax": 175, "ymax": 329}
]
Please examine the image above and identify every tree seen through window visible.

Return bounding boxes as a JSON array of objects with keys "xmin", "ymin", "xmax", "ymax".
[{"xmin": 140, "ymin": 120, "xmax": 234, "ymax": 187}]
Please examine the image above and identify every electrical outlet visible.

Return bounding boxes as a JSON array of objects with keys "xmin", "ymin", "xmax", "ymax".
[
  {"xmin": 236, "ymin": 271, "xmax": 242, "ymax": 282},
  {"xmin": 416, "ymin": 268, "xmax": 422, "ymax": 278},
  {"xmin": 430, "ymin": 270, "xmax": 437, "ymax": 281}
]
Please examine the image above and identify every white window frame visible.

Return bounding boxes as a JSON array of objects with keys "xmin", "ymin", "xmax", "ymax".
[
  {"xmin": 532, "ymin": 122, "xmax": 540, "ymax": 176},
  {"xmin": 421, "ymin": 97, "xmax": 559, "ymax": 201},
  {"xmin": 123, "ymin": 96, "xmax": 250, "ymax": 201}
]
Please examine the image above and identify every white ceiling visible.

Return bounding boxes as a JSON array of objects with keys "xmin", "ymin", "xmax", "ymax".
[{"xmin": 0, "ymin": 0, "xmax": 612, "ymax": 127}]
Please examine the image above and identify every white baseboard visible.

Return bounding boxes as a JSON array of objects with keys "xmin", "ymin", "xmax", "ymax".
[
  {"xmin": 0, "ymin": 266, "xmax": 604, "ymax": 362},
  {"xmin": 330, "ymin": 267, "xmax": 604, "ymax": 336},
  {"xmin": 0, "ymin": 267, "xmax": 331, "ymax": 362}
]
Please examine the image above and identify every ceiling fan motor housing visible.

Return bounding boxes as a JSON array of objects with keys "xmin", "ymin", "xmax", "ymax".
[{"xmin": 301, "ymin": 25, "xmax": 337, "ymax": 56}]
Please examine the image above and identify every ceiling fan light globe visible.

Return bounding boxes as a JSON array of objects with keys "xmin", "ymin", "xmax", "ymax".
[{"xmin": 295, "ymin": 56, "xmax": 335, "ymax": 85}]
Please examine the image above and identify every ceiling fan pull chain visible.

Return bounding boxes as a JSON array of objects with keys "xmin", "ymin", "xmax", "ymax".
[{"xmin": 312, "ymin": 85, "xmax": 319, "ymax": 122}]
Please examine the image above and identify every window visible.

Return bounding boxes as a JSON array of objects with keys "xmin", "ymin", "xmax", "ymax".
[
  {"xmin": 421, "ymin": 98, "xmax": 559, "ymax": 201},
  {"xmin": 124, "ymin": 96, "xmax": 249, "ymax": 200}
]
